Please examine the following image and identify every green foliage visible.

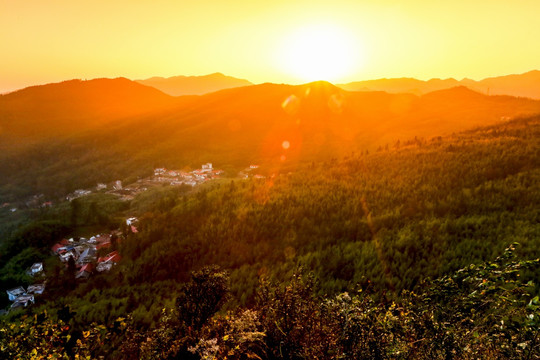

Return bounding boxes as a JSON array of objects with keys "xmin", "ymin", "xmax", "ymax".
[
  {"xmin": 2, "ymin": 247, "xmax": 537, "ymax": 359},
  {"xmin": 0, "ymin": 220, "xmax": 70, "ymax": 263},
  {"xmin": 257, "ymin": 272, "xmax": 339, "ymax": 359},
  {"xmin": 177, "ymin": 266, "xmax": 230, "ymax": 331},
  {"xmin": 402, "ymin": 243, "xmax": 540, "ymax": 359},
  {"xmin": 49, "ymin": 193, "xmax": 129, "ymax": 229},
  {"xmin": 113, "ymin": 116, "xmax": 540, "ymax": 307}
]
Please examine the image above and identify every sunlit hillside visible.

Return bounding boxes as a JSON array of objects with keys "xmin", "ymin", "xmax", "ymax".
[{"xmin": 1, "ymin": 78, "xmax": 540, "ymax": 203}]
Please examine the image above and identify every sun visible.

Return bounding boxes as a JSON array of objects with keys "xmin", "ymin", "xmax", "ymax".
[{"xmin": 278, "ymin": 23, "xmax": 361, "ymax": 83}]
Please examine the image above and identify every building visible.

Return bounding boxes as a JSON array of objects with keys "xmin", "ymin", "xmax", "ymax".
[
  {"xmin": 59, "ymin": 251, "xmax": 77, "ymax": 263},
  {"xmin": 96, "ymin": 250, "xmax": 122, "ymax": 272},
  {"xmin": 27, "ymin": 283, "xmax": 45, "ymax": 295},
  {"xmin": 154, "ymin": 168, "xmax": 167, "ymax": 176},
  {"xmin": 30, "ymin": 262, "xmax": 43, "ymax": 276},
  {"xmin": 6, "ymin": 287, "xmax": 26, "ymax": 301},
  {"xmin": 201, "ymin": 163, "xmax": 213, "ymax": 172},
  {"xmin": 11, "ymin": 294, "xmax": 34, "ymax": 309},
  {"xmin": 78, "ymin": 247, "xmax": 97, "ymax": 264},
  {"xmin": 76, "ymin": 263, "xmax": 94, "ymax": 280},
  {"xmin": 113, "ymin": 180, "xmax": 123, "ymax": 190}
]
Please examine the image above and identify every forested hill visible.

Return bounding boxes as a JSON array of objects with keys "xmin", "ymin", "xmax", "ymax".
[
  {"xmin": 0, "ymin": 115, "xmax": 539, "ymax": 358},
  {"xmin": 0, "ymin": 116, "xmax": 540, "ymax": 359},
  {"xmin": 116, "ymin": 115, "xmax": 540, "ymax": 301},
  {"xmin": 0, "ymin": 78, "xmax": 185, "ymax": 143},
  {"xmin": 2, "ymin": 78, "xmax": 540, "ymax": 203}
]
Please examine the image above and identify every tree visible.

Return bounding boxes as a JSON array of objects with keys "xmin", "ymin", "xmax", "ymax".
[{"xmin": 177, "ymin": 266, "xmax": 230, "ymax": 331}]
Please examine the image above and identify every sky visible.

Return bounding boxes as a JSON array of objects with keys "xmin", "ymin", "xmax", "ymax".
[{"xmin": 1, "ymin": 0, "xmax": 539, "ymax": 93}]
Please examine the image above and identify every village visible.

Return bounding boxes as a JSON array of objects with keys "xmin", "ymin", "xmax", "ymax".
[
  {"xmin": 65, "ymin": 162, "xmax": 226, "ymax": 202},
  {"xmin": 3, "ymin": 162, "xmax": 265, "ymax": 312},
  {"xmin": 4, "ymin": 216, "xmax": 138, "ymax": 312},
  {"xmin": 5, "ymin": 162, "xmax": 265, "ymax": 210}
]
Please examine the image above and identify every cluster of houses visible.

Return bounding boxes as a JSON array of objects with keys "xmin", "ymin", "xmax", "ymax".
[
  {"xmin": 67, "ymin": 180, "xmax": 124, "ymax": 201},
  {"xmin": 238, "ymin": 164, "xmax": 266, "ymax": 179},
  {"xmin": 3, "ymin": 194, "xmax": 53, "ymax": 212},
  {"xmin": 64, "ymin": 163, "xmax": 226, "ymax": 203},
  {"xmin": 152, "ymin": 163, "xmax": 224, "ymax": 187},
  {"xmin": 8, "ymin": 162, "xmax": 258, "ymax": 214},
  {"xmin": 4, "ymin": 217, "xmax": 137, "ymax": 312},
  {"xmin": 50, "ymin": 232, "xmax": 123, "ymax": 280},
  {"xmin": 5, "ymin": 262, "xmax": 45, "ymax": 310},
  {"xmin": 6, "ymin": 283, "xmax": 46, "ymax": 309}
]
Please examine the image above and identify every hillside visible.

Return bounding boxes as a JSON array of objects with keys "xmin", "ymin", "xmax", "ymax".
[
  {"xmin": 339, "ymin": 70, "xmax": 540, "ymax": 99},
  {"xmin": 0, "ymin": 78, "xmax": 186, "ymax": 145},
  {"xmin": 1, "ymin": 80, "xmax": 540, "ymax": 202},
  {"xmin": 0, "ymin": 115, "xmax": 538, "ymax": 358},
  {"xmin": 84, "ymin": 82, "xmax": 540, "ymax": 167},
  {"xmin": 136, "ymin": 72, "xmax": 253, "ymax": 96}
]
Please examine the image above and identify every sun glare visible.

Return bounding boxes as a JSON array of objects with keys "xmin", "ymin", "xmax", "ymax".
[{"xmin": 279, "ymin": 23, "xmax": 361, "ymax": 83}]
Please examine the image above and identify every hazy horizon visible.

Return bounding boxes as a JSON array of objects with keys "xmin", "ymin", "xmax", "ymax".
[
  {"xmin": 3, "ymin": 1, "xmax": 540, "ymax": 93},
  {"xmin": 2, "ymin": 69, "xmax": 539, "ymax": 95}
]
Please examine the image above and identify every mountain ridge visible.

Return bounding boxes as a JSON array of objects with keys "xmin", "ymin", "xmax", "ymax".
[
  {"xmin": 0, "ymin": 77, "xmax": 187, "ymax": 142},
  {"xmin": 338, "ymin": 70, "xmax": 540, "ymax": 99},
  {"xmin": 136, "ymin": 72, "xmax": 253, "ymax": 96}
]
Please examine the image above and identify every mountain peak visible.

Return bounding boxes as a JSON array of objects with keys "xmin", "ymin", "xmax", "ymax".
[
  {"xmin": 0, "ymin": 77, "xmax": 177, "ymax": 138},
  {"xmin": 422, "ymin": 86, "xmax": 485, "ymax": 100},
  {"xmin": 298, "ymin": 80, "xmax": 341, "ymax": 95}
]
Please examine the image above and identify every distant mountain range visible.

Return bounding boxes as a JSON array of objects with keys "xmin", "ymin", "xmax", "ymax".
[
  {"xmin": 338, "ymin": 70, "xmax": 540, "ymax": 99},
  {"xmin": 1, "ymin": 75, "xmax": 540, "ymax": 200},
  {"xmin": 136, "ymin": 73, "xmax": 253, "ymax": 96}
]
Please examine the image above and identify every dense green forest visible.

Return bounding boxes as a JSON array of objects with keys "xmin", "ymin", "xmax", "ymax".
[{"xmin": 0, "ymin": 115, "xmax": 539, "ymax": 358}]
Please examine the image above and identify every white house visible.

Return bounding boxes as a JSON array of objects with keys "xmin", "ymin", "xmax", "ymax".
[
  {"xmin": 6, "ymin": 287, "xmax": 26, "ymax": 301},
  {"xmin": 201, "ymin": 163, "xmax": 213, "ymax": 172},
  {"xmin": 11, "ymin": 294, "xmax": 34, "ymax": 309},
  {"xmin": 96, "ymin": 262, "xmax": 113, "ymax": 272},
  {"xmin": 154, "ymin": 168, "xmax": 167, "ymax": 176},
  {"xmin": 30, "ymin": 262, "xmax": 43, "ymax": 275},
  {"xmin": 27, "ymin": 283, "xmax": 45, "ymax": 295},
  {"xmin": 113, "ymin": 180, "xmax": 123, "ymax": 190},
  {"xmin": 59, "ymin": 251, "xmax": 77, "ymax": 263}
]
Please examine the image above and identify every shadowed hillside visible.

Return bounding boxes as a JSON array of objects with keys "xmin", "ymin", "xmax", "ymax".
[{"xmin": 0, "ymin": 78, "xmax": 187, "ymax": 145}]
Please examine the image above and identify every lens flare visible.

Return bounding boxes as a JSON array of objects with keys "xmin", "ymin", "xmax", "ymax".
[{"xmin": 282, "ymin": 140, "xmax": 290, "ymax": 149}]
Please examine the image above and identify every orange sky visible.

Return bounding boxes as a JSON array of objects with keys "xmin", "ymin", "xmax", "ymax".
[{"xmin": 1, "ymin": 0, "xmax": 539, "ymax": 93}]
